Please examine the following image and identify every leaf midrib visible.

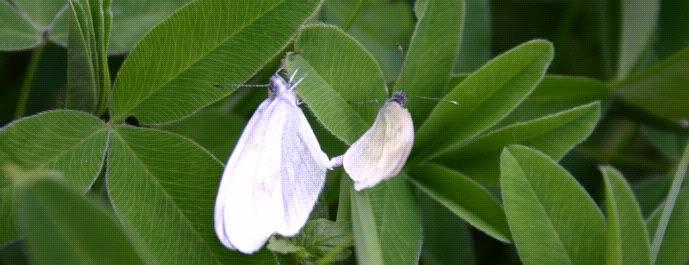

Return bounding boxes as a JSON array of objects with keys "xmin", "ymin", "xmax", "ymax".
[{"xmin": 509, "ymin": 151, "xmax": 574, "ymax": 264}]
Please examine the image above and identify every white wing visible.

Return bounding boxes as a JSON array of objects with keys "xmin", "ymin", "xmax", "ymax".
[
  {"xmin": 343, "ymin": 102, "xmax": 414, "ymax": 191},
  {"xmin": 214, "ymin": 95, "xmax": 329, "ymax": 254},
  {"xmin": 277, "ymin": 104, "xmax": 330, "ymax": 236}
]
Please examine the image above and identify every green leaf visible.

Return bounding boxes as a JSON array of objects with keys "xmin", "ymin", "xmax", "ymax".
[
  {"xmin": 0, "ymin": 110, "xmax": 108, "ymax": 247},
  {"xmin": 157, "ymin": 105, "xmax": 246, "ymax": 161},
  {"xmin": 497, "ymin": 75, "xmax": 610, "ymax": 125},
  {"xmin": 112, "ymin": 0, "xmax": 322, "ymax": 124},
  {"xmin": 500, "ymin": 145, "xmax": 605, "ymax": 265},
  {"xmin": 66, "ymin": 0, "xmax": 111, "ymax": 114},
  {"xmin": 97, "ymin": 0, "xmax": 189, "ymax": 54},
  {"xmin": 321, "ymin": 0, "xmax": 415, "ymax": 81},
  {"xmin": 649, "ymin": 137, "xmax": 689, "ymax": 263},
  {"xmin": 617, "ymin": 0, "xmax": 660, "ymax": 79},
  {"xmin": 418, "ymin": 193, "xmax": 475, "ymax": 265},
  {"xmin": 600, "ymin": 166, "xmax": 651, "ymax": 265},
  {"xmin": 287, "ymin": 24, "xmax": 387, "ymax": 144},
  {"xmin": 394, "ymin": 0, "xmax": 464, "ymax": 123},
  {"xmin": 17, "ymin": 179, "xmax": 151, "ymax": 265},
  {"xmin": 415, "ymin": 40, "xmax": 554, "ymax": 159},
  {"xmin": 268, "ymin": 218, "xmax": 353, "ymax": 263},
  {"xmin": 0, "ymin": 1, "xmax": 41, "ymax": 51},
  {"xmin": 647, "ymin": 187, "xmax": 689, "ymax": 265},
  {"xmin": 107, "ymin": 126, "xmax": 274, "ymax": 264},
  {"xmin": 632, "ymin": 175, "xmax": 673, "ymax": 217},
  {"xmin": 656, "ymin": 0, "xmax": 689, "ymax": 59},
  {"xmin": 0, "ymin": 0, "xmax": 66, "ymax": 50},
  {"xmin": 49, "ymin": 0, "xmax": 191, "ymax": 54},
  {"xmin": 612, "ymin": 46, "xmax": 689, "ymax": 122},
  {"xmin": 409, "ymin": 163, "xmax": 510, "ymax": 243},
  {"xmin": 455, "ymin": 0, "xmax": 491, "ymax": 73},
  {"xmin": 350, "ymin": 176, "xmax": 422, "ymax": 265},
  {"xmin": 0, "ymin": 110, "xmax": 107, "ymax": 190},
  {"xmin": 435, "ymin": 102, "xmax": 600, "ymax": 185}
]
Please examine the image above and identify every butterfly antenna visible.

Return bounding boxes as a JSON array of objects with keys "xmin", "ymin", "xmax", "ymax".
[
  {"xmin": 412, "ymin": 95, "xmax": 459, "ymax": 105},
  {"xmin": 213, "ymin": 83, "xmax": 270, "ymax": 89},
  {"xmin": 291, "ymin": 75, "xmax": 307, "ymax": 90},
  {"xmin": 288, "ymin": 68, "xmax": 300, "ymax": 84}
]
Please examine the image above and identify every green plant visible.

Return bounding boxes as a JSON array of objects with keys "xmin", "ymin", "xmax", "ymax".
[{"xmin": 1, "ymin": 0, "xmax": 688, "ymax": 264}]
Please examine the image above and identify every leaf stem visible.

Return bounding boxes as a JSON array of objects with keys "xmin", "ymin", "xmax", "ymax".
[
  {"xmin": 651, "ymin": 136, "xmax": 689, "ymax": 263},
  {"xmin": 15, "ymin": 45, "xmax": 46, "ymax": 118}
]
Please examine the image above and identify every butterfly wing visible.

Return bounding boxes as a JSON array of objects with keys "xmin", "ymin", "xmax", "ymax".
[
  {"xmin": 214, "ymin": 98, "xmax": 289, "ymax": 253},
  {"xmin": 214, "ymin": 95, "xmax": 330, "ymax": 254},
  {"xmin": 276, "ymin": 104, "xmax": 330, "ymax": 236},
  {"xmin": 343, "ymin": 102, "xmax": 414, "ymax": 191}
]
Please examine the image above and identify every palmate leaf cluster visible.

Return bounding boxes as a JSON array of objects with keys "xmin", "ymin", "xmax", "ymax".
[{"xmin": 1, "ymin": 0, "xmax": 688, "ymax": 264}]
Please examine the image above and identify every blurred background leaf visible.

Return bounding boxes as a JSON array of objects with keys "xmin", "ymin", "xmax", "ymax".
[
  {"xmin": 0, "ymin": 110, "xmax": 108, "ymax": 246},
  {"xmin": 17, "ymin": 179, "xmax": 152, "ymax": 265}
]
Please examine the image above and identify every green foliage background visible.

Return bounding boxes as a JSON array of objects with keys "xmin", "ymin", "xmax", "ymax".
[{"xmin": 1, "ymin": 0, "xmax": 688, "ymax": 264}]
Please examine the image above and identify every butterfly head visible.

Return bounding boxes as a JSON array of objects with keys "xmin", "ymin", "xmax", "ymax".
[
  {"xmin": 388, "ymin": 91, "xmax": 407, "ymax": 106},
  {"xmin": 269, "ymin": 75, "xmax": 290, "ymax": 94}
]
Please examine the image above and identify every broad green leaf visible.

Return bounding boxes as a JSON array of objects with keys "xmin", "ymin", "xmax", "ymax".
[
  {"xmin": 350, "ymin": 175, "xmax": 421, "ymax": 265},
  {"xmin": 649, "ymin": 137, "xmax": 689, "ymax": 263},
  {"xmin": 409, "ymin": 164, "xmax": 510, "ymax": 243},
  {"xmin": 17, "ymin": 179, "xmax": 151, "ymax": 265},
  {"xmin": 498, "ymin": 75, "xmax": 609, "ymax": 125},
  {"xmin": 415, "ymin": 40, "xmax": 554, "ymax": 159},
  {"xmin": 0, "ymin": 0, "xmax": 65, "ymax": 50},
  {"xmin": 49, "ymin": 0, "xmax": 191, "ymax": 54},
  {"xmin": 647, "ymin": 187, "xmax": 689, "ymax": 265},
  {"xmin": 288, "ymin": 24, "xmax": 387, "ymax": 144},
  {"xmin": 107, "ymin": 126, "xmax": 274, "ymax": 264},
  {"xmin": 455, "ymin": 0, "xmax": 491, "ymax": 72},
  {"xmin": 96, "ymin": 0, "xmax": 189, "ymax": 54},
  {"xmin": 435, "ymin": 102, "xmax": 600, "ymax": 185},
  {"xmin": 612, "ymin": 46, "xmax": 689, "ymax": 122},
  {"xmin": 0, "ymin": 110, "xmax": 107, "ymax": 189},
  {"xmin": 0, "ymin": 110, "xmax": 107, "ymax": 246},
  {"xmin": 418, "ymin": 193, "xmax": 475, "ymax": 265},
  {"xmin": 66, "ymin": 0, "xmax": 111, "ymax": 114},
  {"xmin": 395, "ymin": 0, "xmax": 464, "ymax": 123},
  {"xmin": 500, "ymin": 145, "xmax": 605, "ymax": 265},
  {"xmin": 617, "ymin": 0, "xmax": 660, "ymax": 79},
  {"xmin": 0, "ymin": 1, "xmax": 40, "ymax": 50},
  {"xmin": 112, "ymin": 0, "xmax": 322, "ymax": 124},
  {"xmin": 449, "ymin": 75, "xmax": 610, "ymax": 126},
  {"xmin": 321, "ymin": 0, "xmax": 414, "ymax": 81},
  {"xmin": 157, "ymin": 105, "xmax": 246, "ymax": 161},
  {"xmin": 601, "ymin": 166, "xmax": 651, "ymax": 265}
]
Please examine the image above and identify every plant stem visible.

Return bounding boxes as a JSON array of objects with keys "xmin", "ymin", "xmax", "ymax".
[
  {"xmin": 651, "ymin": 137, "xmax": 689, "ymax": 263},
  {"xmin": 15, "ymin": 45, "xmax": 46, "ymax": 118}
]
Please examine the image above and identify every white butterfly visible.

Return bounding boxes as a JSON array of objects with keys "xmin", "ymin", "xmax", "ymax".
[
  {"xmin": 214, "ymin": 70, "xmax": 331, "ymax": 254},
  {"xmin": 331, "ymin": 92, "xmax": 414, "ymax": 191}
]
